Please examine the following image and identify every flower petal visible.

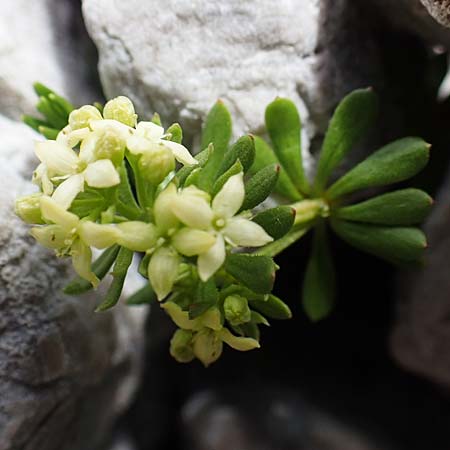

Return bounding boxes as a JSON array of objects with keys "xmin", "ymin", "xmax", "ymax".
[
  {"xmin": 126, "ymin": 134, "xmax": 152, "ymax": 155},
  {"xmin": 90, "ymin": 119, "xmax": 133, "ymax": 139},
  {"xmin": 51, "ymin": 174, "xmax": 85, "ymax": 210},
  {"xmin": 161, "ymin": 301, "xmax": 196, "ymax": 330},
  {"xmin": 33, "ymin": 163, "xmax": 54, "ymax": 195},
  {"xmin": 148, "ymin": 246, "xmax": 180, "ymax": 300},
  {"xmin": 219, "ymin": 328, "xmax": 260, "ymax": 351},
  {"xmin": 201, "ymin": 308, "xmax": 223, "ymax": 331},
  {"xmin": 223, "ymin": 217, "xmax": 273, "ymax": 247},
  {"xmin": 79, "ymin": 222, "xmax": 121, "ymax": 249},
  {"xmin": 136, "ymin": 121, "xmax": 165, "ymax": 140},
  {"xmin": 83, "ymin": 159, "xmax": 120, "ymax": 188},
  {"xmin": 163, "ymin": 140, "xmax": 197, "ymax": 166},
  {"xmin": 78, "ymin": 131, "xmax": 97, "ymax": 163},
  {"xmin": 172, "ymin": 191, "xmax": 213, "ymax": 230},
  {"xmin": 154, "ymin": 183, "xmax": 179, "ymax": 231},
  {"xmin": 40, "ymin": 196, "xmax": 79, "ymax": 231},
  {"xmin": 116, "ymin": 221, "xmax": 157, "ymax": 251},
  {"xmin": 172, "ymin": 228, "xmax": 215, "ymax": 256},
  {"xmin": 197, "ymin": 234, "xmax": 225, "ymax": 281},
  {"xmin": 70, "ymin": 238, "xmax": 99, "ymax": 288},
  {"xmin": 30, "ymin": 225, "xmax": 67, "ymax": 249},
  {"xmin": 212, "ymin": 172, "xmax": 245, "ymax": 219},
  {"xmin": 35, "ymin": 141, "xmax": 78, "ymax": 175}
]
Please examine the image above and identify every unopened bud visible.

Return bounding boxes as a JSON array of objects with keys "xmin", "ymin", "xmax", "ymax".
[
  {"xmin": 170, "ymin": 329, "xmax": 195, "ymax": 363},
  {"xmin": 15, "ymin": 194, "xmax": 44, "ymax": 224},
  {"xmin": 93, "ymin": 126, "xmax": 126, "ymax": 165},
  {"xmin": 68, "ymin": 105, "xmax": 102, "ymax": 130},
  {"xmin": 224, "ymin": 295, "xmax": 251, "ymax": 325},
  {"xmin": 103, "ymin": 96, "xmax": 137, "ymax": 127},
  {"xmin": 138, "ymin": 147, "xmax": 175, "ymax": 184},
  {"xmin": 193, "ymin": 328, "xmax": 223, "ymax": 367}
]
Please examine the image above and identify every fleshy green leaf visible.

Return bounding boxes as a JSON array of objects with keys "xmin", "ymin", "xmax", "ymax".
[
  {"xmin": 326, "ymin": 137, "xmax": 430, "ymax": 201},
  {"xmin": 330, "ymin": 219, "xmax": 427, "ymax": 264},
  {"xmin": 126, "ymin": 283, "xmax": 157, "ymax": 305},
  {"xmin": 252, "ymin": 206, "xmax": 295, "ymax": 239},
  {"xmin": 38, "ymin": 126, "xmax": 59, "ymax": 140},
  {"xmin": 69, "ymin": 190, "xmax": 106, "ymax": 219},
  {"xmin": 224, "ymin": 253, "xmax": 277, "ymax": 294},
  {"xmin": 176, "ymin": 145, "xmax": 212, "ymax": 186},
  {"xmin": 198, "ymin": 100, "xmax": 232, "ymax": 190},
  {"xmin": 22, "ymin": 115, "xmax": 50, "ymax": 133},
  {"xmin": 218, "ymin": 135, "xmax": 255, "ymax": 176},
  {"xmin": 189, "ymin": 278, "xmax": 219, "ymax": 319},
  {"xmin": 36, "ymin": 96, "xmax": 67, "ymax": 130},
  {"xmin": 212, "ymin": 160, "xmax": 243, "ymax": 197},
  {"xmin": 96, "ymin": 247, "xmax": 134, "ymax": 311},
  {"xmin": 249, "ymin": 295, "xmax": 292, "ymax": 320},
  {"xmin": 252, "ymin": 136, "xmax": 301, "ymax": 201},
  {"xmin": 63, "ymin": 245, "xmax": 120, "ymax": 295},
  {"xmin": 240, "ymin": 164, "xmax": 279, "ymax": 211},
  {"xmin": 302, "ymin": 225, "xmax": 336, "ymax": 321},
  {"xmin": 166, "ymin": 123, "xmax": 183, "ymax": 144},
  {"xmin": 151, "ymin": 112, "xmax": 162, "ymax": 126},
  {"xmin": 116, "ymin": 162, "xmax": 142, "ymax": 220},
  {"xmin": 265, "ymin": 98, "xmax": 309, "ymax": 194},
  {"xmin": 334, "ymin": 188, "xmax": 433, "ymax": 225},
  {"xmin": 314, "ymin": 88, "xmax": 378, "ymax": 192}
]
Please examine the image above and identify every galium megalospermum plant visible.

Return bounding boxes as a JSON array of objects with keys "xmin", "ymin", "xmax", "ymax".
[{"xmin": 16, "ymin": 83, "xmax": 432, "ymax": 366}]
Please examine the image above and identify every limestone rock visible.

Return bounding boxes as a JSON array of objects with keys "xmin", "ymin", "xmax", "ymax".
[
  {"xmin": 0, "ymin": 117, "xmax": 147, "ymax": 450},
  {"xmin": 82, "ymin": 0, "xmax": 382, "ymax": 171},
  {"xmin": 391, "ymin": 167, "xmax": 450, "ymax": 389},
  {"xmin": 421, "ymin": 0, "xmax": 450, "ymax": 28},
  {"xmin": 0, "ymin": 0, "xmax": 99, "ymax": 121}
]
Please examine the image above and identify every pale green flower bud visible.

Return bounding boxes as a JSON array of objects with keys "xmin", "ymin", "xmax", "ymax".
[
  {"xmin": 193, "ymin": 328, "xmax": 223, "ymax": 367},
  {"xmin": 170, "ymin": 329, "xmax": 195, "ymax": 363},
  {"xmin": 68, "ymin": 105, "xmax": 102, "ymax": 130},
  {"xmin": 138, "ymin": 147, "xmax": 175, "ymax": 185},
  {"xmin": 93, "ymin": 126, "xmax": 126, "ymax": 165},
  {"xmin": 15, "ymin": 193, "xmax": 44, "ymax": 224},
  {"xmin": 103, "ymin": 96, "xmax": 137, "ymax": 127},
  {"xmin": 223, "ymin": 295, "xmax": 251, "ymax": 326}
]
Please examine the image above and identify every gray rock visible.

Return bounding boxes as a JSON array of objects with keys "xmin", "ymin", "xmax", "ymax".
[
  {"xmin": 82, "ymin": 0, "xmax": 382, "ymax": 172},
  {"xmin": 391, "ymin": 168, "xmax": 450, "ymax": 389},
  {"xmin": 0, "ymin": 0, "xmax": 99, "ymax": 121},
  {"xmin": 421, "ymin": 0, "xmax": 450, "ymax": 28},
  {"xmin": 0, "ymin": 117, "xmax": 148, "ymax": 450},
  {"xmin": 181, "ymin": 390, "xmax": 391, "ymax": 450}
]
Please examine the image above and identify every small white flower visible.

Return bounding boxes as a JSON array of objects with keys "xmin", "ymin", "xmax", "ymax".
[
  {"xmin": 171, "ymin": 172, "xmax": 273, "ymax": 281},
  {"xmin": 127, "ymin": 121, "xmax": 197, "ymax": 166},
  {"xmin": 34, "ymin": 139, "xmax": 120, "ymax": 210}
]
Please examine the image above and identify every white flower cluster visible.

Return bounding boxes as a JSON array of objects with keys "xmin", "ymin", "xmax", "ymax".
[{"xmin": 16, "ymin": 95, "xmax": 275, "ymax": 366}]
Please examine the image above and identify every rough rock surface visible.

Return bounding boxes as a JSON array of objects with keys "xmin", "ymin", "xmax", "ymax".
[
  {"xmin": 421, "ymin": 0, "xmax": 450, "ymax": 27},
  {"xmin": 391, "ymin": 168, "xmax": 450, "ymax": 389},
  {"xmin": 0, "ymin": 117, "xmax": 147, "ymax": 450},
  {"xmin": 0, "ymin": 0, "xmax": 99, "ymax": 121},
  {"xmin": 82, "ymin": 0, "xmax": 381, "ymax": 167},
  {"xmin": 181, "ymin": 390, "xmax": 390, "ymax": 450}
]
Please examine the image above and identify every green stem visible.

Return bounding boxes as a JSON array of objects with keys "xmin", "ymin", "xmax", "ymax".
[
  {"xmin": 256, "ymin": 224, "xmax": 312, "ymax": 257},
  {"xmin": 291, "ymin": 199, "xmax": 328, "ymax": 226}
]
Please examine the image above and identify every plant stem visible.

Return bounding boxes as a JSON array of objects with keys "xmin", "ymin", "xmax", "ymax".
[
  {"xmin": 291, "ymin": 199, "xmax": 328, "ymax": 226},
  {"xmin": 257, "ymin": 224, "xmax": 311, "ymax": 257}
]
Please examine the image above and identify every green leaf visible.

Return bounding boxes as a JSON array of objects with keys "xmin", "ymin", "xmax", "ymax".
[
  {"xmin": 198, "ymin": 100, "xmax": 232, "ymax": 190},
  {"xmin": 151, "ymin": 112, "xmax": 162, "ymax": 126},
  {"xmin": 33, "ymin": 82, "xmax": 54, "ymax": 97},
  {"xmin": 166, "ymin": 123, "xmax": 183, "ymax": 144},
  {"xmin": 38, "ymin": 126, "xmax": 59, "ymax": 140},
  {"xmin": 265, "ymin": 98, "xmax": 309, "ymax": 194},
  {"xmin": 224, "ymin": 253, "xmax": 277, "ymax": 294},
  {"xmin": 22, "ymin": 115, "xmax": 50, "ymax": 133},
  {"xmin": 212, "ymin": 160, "xmax": 243, "ymax": 197},
  {"xmin": 330, "ymin": 219, "xmax": 427, "ymax": 264},
  {"xmin": 69, "ymin": 190, "xmax": 106, "ymax": 218},
  {"xmin": 63, "ymin": 245, "xmax": 120, "ymax": 295},
  {"xmin": 326, "ymin": 137, "xmax": 430, "ymax": 201},
  {"xmin": 189, "ymin": 278, "xmax": 219, "ymax": 319},
  {"xmin": 302, "ymin": 225, "xmax": 336, "ymax": 321},
  {"xmin": 36, "ymin": 97, "xmax": 67, "ymax": 130},
  {"xmin": 126, "ymin": 283, "xmax": 157, "ymax": 305},
  {"xmin": 240, "ymin": 321, "xmax": 260, "ymax": 340},
  {"xmin": 240, "ymin": 164, "xmax": 279, "ymax": 211},
  {"xmin": 252, "ymin": 136, "xmax": 301, "ymax": 201},
  {"xmin": 314, "ymin": 88, "xmax": 378, "ymax": 192},
  {"xmin": 334, "ymin": 188, "xmax": 433, "ymax": 225},
  {"xmin": 48, "ymin": 92, "xmax": 74, "ymax": 116},
  {"xmin": 176, "ymin": 145, "xmax": 212, "ymax": 186},
  {"xmin": 250, "ymin": 310, "xmax": 270, "ymax": 326},
  {"xmin": 95, "ymin": 247, "xmax": 134, "ymax": 311},
  {"xmin": 218, "ymin": 135, "xmax": 255, "ymax": 176},
  {"xmin": 249, "ymin": 295, "xmax": 292, "ymax": 320},
  {"xmin": 138, "ymin": 253, "xmax": 151, "ymax": 278},
  {"xmin": 252, "ymin": 206, "xmax": 295, "ymax": 239},
  {"xmin": 116, "ymin": 162, "xmax": 142, "ymax": 220}
]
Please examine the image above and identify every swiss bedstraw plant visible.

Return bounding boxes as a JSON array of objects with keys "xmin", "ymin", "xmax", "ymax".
[{"xmin": 15, "ymin": 84, "xmax": 432, "ymax": 366}]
